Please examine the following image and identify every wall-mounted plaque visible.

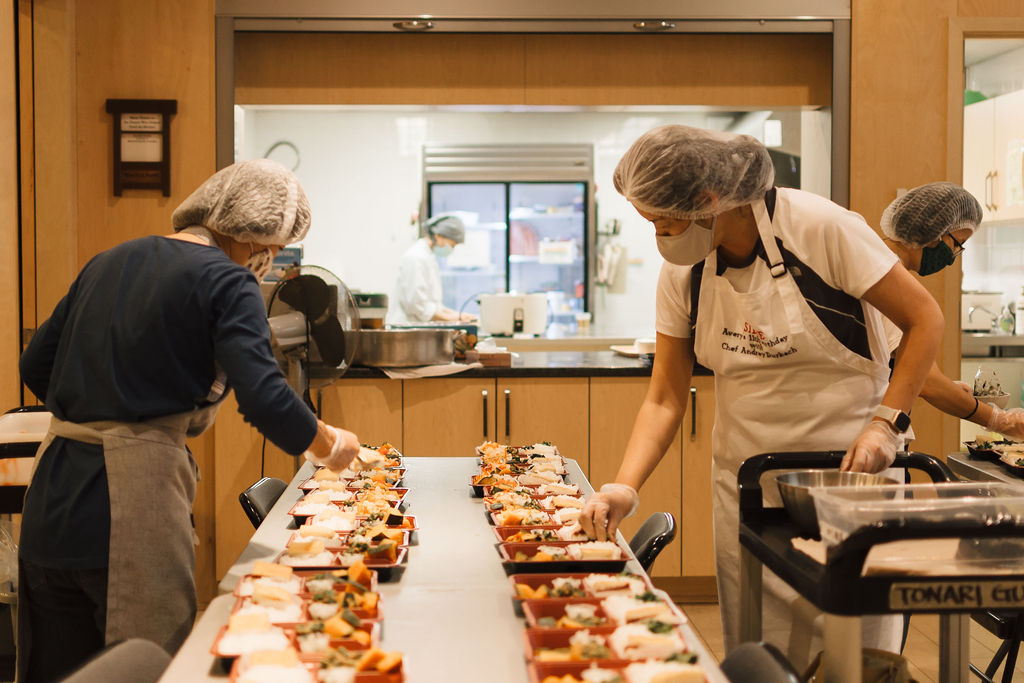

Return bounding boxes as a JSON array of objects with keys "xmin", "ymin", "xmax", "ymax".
[{"xmin": 105, "ymin": 99, "xmax": 177, "ymax": 196}]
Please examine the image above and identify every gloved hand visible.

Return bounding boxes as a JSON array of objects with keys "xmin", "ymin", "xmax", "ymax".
[
  {"xmin": 304, "ymin": 424, "xmax": 360, "ymax": 471},
  {"xmin": 840, "ymin": 420, "xmax": 901, "ymax": 473},
  {"xmin": 986, "ymin": 407, "xmax": 1024, "ymax": 440},
  {"xmin": 579, "ymin": 483, "xmax": 639, "ymax": 542}
]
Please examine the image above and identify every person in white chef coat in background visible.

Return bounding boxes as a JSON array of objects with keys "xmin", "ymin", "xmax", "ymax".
[
  {"xmin": 391, "ymin": 213, "xmax": 478, "ymax": 323},
  {"xmin": 879, "ymin": 181, "xmax": 1024, "ymax": 438},
  {"xmin": 578, "ymin": 124, "xmax": 943, "ymax": 669}
]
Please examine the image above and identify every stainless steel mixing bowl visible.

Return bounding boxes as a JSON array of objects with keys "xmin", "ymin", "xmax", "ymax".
[
  {"xmin": 356, "ymin": 329, "xmax": 456, "ymax": 367},
  {"xmin": 775, "ymin": 469, "xmax": 899, "ymax": 538}
]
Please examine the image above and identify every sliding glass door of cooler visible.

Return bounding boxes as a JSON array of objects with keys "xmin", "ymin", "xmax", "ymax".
[
  {"xmin": 428, "ymin": 182, "xmax": 507, "ymax": 317},
  {"xmin": 508, "ymin": 182, "xmax": 587, "ymax": 325},
  {"xmin": 427, "ymin": 181, "xmax": 588, "ymax": 320}
]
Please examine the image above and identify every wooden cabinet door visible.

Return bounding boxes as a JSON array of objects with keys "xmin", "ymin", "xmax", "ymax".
[
  {"xmin": 681, "ymin": 375, "xmax": 715, "ymax": 577},
  {"xmin": 403, "ymin": 378, "xmax": 496, "ymax": 457},
  {"xmin": 496, "ymin": 377, "xmax": 589, "ymax": 474},
  {"xmin": 589, "ymin": 377, "xmax": 682, "ymax": 579},
  {"xmin": 963, "ymin": 98, "xmax": 995, "ymax": 222},
  {"xmin": 318, "ymin": 378, "xmax": 404, "ymax": 452}
]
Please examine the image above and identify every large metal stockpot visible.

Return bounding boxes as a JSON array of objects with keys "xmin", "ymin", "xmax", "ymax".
[{"xmin": 356, "ymin": 329, "xmax": 456, "ymax": 367}]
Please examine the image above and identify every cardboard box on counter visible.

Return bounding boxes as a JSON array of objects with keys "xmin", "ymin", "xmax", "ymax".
[{"xmin": 464, "ymin": 349, "xmax": 512, "ymax": 367}]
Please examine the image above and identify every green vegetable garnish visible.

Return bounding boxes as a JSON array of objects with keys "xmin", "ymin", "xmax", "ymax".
[{"xmin": 645, "ymin": 620, "xmax": 675, "ymax": 634}]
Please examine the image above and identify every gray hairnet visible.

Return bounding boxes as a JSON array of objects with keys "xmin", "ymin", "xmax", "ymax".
[
  {"xmin": 613, "ymin": 124, "xmax": 775, "ymax": 220},
  {"xmin": 425, "ymin": 214, "xmax": 466, "ymax": 244},
  {"xmin": 171, "ymin": 158, "xmax": 311, "ymax": 245},
  {"xmin": 880, "ymin": 182, "xmax": 983, "ymax": 247}
]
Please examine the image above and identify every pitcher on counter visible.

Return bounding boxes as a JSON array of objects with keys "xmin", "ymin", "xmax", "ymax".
[
  {"xmin": 17, "ymin": 159, "xmax": 361, "ymax": 682},
  {"xmin": 579, "ymin": 124, "xmax": 943, "ymax": 670}
]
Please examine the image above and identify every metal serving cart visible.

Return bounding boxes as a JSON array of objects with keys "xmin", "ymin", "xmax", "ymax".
[{"xmin": 737, "ymin": 451, "xmax": 1024, "ymax": 683}]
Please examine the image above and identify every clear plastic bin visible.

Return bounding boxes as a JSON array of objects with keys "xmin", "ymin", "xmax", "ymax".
[{"xmin": 810, "ymin": 481, "xmax": 1024, "ymax": 548}]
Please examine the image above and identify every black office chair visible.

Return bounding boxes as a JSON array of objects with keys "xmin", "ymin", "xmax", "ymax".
[
  {"xmin": 628, "ymin": 512, "xmax": 677, "ymax": 573},
  {"xmin": 970, "ymin": 611, "xmax": 1024, "ymax": 683},
  {"xmin": 238, "ymin": 477, "xmax": 288, "ymax": 529},
  {"xmin": 720, "ymin": 641, "xmax": 802, "ymax": 683},
  {"xmin": 62, "ymin": 638, "xmax": 171, "ymax": 683}
]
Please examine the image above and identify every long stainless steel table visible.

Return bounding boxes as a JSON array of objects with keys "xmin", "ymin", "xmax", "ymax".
[
  {"xmin": 160, "ymin": 456, "xmax": 728, "ymax": 682},
  {"xmin": 947, "ymin": 452, "xmax": 1023, "ymax": 486}
]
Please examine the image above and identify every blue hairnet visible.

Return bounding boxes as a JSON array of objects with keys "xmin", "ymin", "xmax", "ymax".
[
  {"xmin": 425, "ymin": 214, "xmax": 466, "ymax": 244},
  {"xmin": 613, "ymin": 124, "xmax": 775, "ymax": 220},
  {"xmin": 171, "ymin": 159, "xmax": 311, "ymax": 245},
  {"xmin": 880, "ymin": 182, "xmax": 983, "ymax": 247}
]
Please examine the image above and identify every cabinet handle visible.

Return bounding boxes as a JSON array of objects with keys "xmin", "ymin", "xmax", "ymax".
[
  {"xmin": 504, "ymin": 388, "xmax": 511, "ymax": 440},
  {"xmin": 991, "ymin": 170, "xmax": 999, "ymax": 212},
  {"xmin": 482, "ymin": 390, "xmax": 489, "ymax": 438},
  {"xmin": 690, "ymin": 386, "xmax": 697, "ymax": 441},
  {"xmin": 985, "ymin": 171, "xmax": 994, "ymax": 212},
  {"xmin": 393, "ymin": 20, "xmax": 434, "ymax": 31},
  {"xmin": 633, "ymin": 20, "xmax": 676, "ymax": 31}
]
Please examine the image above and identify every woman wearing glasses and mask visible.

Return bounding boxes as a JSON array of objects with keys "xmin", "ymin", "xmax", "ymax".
[
  {"xmin": 18, "ymin": 159, "xmax": 361, "ymax": 681},
  {"xmin": 579, "ymin": 125, "xmax": 943, "ymax": 669},
  {"xmin": 879, "ymin": 181, "xmax": 1024, "ymax": 439}
]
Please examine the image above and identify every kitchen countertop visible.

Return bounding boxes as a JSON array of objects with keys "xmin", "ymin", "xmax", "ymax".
[
  {"xmin": 962, "ymin": 332, "xmax": 1024, "ymax": 357},
  {"xmin": 334, "ymin": 350, "xmax": 713, "ymax": 379}
]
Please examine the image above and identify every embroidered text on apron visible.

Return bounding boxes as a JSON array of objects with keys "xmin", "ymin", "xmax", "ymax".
[{"xmin": 691, "ymin": 195, "xmax": 901, "ymax": 668}]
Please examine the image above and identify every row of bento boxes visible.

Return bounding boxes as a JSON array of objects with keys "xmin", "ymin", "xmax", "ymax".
[
  {"xmin": 214, "ymin": 443, "xmax": 410, "ymax": 683},
  {"xmin": 472, "ymin": 441, "xmax": 706, "ymax": 683}
]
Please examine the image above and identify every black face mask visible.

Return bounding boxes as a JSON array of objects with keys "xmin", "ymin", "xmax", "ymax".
[{"xmin": 918, "ymin": 242, "xmax": 956, "ymax": 276}]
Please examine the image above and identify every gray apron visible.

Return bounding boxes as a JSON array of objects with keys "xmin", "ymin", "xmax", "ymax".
[{"xmin": 19, "ymin": 385, "xmax": 225, "ymax": 669}]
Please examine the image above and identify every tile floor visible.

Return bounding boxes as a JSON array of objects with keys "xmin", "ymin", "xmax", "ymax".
[{"xmin": 680, "ymin": 603, "xmax": 1024, "ymax": 682}]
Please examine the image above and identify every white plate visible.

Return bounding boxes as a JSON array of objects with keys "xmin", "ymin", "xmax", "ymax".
[{"xmin": 610, "ymin": 345, "xmax": 639, "ymax": 358}]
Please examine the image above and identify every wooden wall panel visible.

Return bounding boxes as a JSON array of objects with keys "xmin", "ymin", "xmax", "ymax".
[
  {"xmin": 74, "ymin": 0, "xmax": 216, "ymax": 258},
  {"xmin": 319, "ymin": 379, "xmax": 405, "ymax": 453},
  {"xmin": 236, "ymin": 32, "xmax": 831, "ymax": 108},
  {"xmin": 524, "ymin": 34, "xmax": 832, "ymax": 106},
  {"xmin": 958, "ymin": 0, "xmax": 1024, "ymax": 16},
  {"xmin": 17, "ymin": 0, "xmax": 35, "ymax": 385},
  {"xmin": 235, "ymin": 33, "xmax": 527, "ymax": 105},
  {"xmin": 32, "ymin": 0, "xmax": 77, "ymax": 320},
  {"xmin": 851, "ymin": 0, "xmax": 962, "ymax": 461},
  {"xmin": 1, "ymin": 1, "xmax": 19, "ymax": 407}
]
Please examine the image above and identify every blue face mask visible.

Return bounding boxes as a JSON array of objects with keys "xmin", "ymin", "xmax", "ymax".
[{"xmin": 433, "ymin": 244, "xmax": 453, "ymax": 258}]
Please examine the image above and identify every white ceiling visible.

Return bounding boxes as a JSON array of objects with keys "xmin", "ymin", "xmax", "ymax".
[{"xmin": 965, "ymin": 38, "xmax": 1024, "ymax": 67}]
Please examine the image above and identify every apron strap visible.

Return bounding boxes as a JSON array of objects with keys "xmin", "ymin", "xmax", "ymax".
[{"xmin": 751, "ymin": 201, "xmax": 805, "ymax": 335}]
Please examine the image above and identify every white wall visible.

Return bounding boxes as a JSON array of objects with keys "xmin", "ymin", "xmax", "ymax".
[{"xmin": 239, "ymin": 107, "xmax": 823, "ymax": 336}]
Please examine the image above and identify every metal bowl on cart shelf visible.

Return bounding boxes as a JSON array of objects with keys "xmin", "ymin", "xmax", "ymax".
[{"xmin": 775, "ymin": 469, "xmax": 899, "ymax": 538}]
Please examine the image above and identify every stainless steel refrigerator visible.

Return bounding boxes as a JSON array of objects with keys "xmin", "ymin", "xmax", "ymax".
[{"xmin": 422, "ymin": 144, "xmax": 595, "ymax": 327}]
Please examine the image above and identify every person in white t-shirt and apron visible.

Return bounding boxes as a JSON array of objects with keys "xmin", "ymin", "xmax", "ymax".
[
  {"xmin": 877, "ymin": 182, "xmax": 1024, "ymax": 440},
  {"xmin": 579, "ymin": 125, "xmax": 944, "ymax": 670}
]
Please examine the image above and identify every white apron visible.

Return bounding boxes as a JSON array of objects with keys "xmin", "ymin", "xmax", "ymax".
[{"xmin": 692, "ymin": 197, "xmax": 902, "ymax": 669}]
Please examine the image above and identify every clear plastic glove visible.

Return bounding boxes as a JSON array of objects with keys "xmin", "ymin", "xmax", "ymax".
[
  {"xmin": 986, "ymin": 407, "xmax": 1024, "ymax": 440},
  {"xmin": 578, "ymin": 483, "xmax": 639, "ymax": 542},
  {"xmin": 840, "ymin": 420, "xmax": 901, "ymax": 473},
  {"xmin": 304, "ymin": 425, "xmax": 360, "ymax": 471}
]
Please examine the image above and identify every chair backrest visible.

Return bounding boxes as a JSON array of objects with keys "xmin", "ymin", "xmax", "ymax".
[
  {"xmin": 238, "ymin": 477, "xmax": 288, "ymax": 529},
  {"xmin": 720, "ymin": 641, "xmax": 802, "ymax": 683},
  {"xmin": 628, "ymin": 512, "xmax": 677, "ymax": 573},
  {"xmin": 62, "ymin": 638, "xmax": 171, "ymax": 683}
]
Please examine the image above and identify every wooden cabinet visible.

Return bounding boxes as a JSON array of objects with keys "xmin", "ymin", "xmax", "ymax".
[
  {"xmin": 403, "ymin": 377, "xmax": 496, "ymax": 456},
  {"xmin": 964, "ymin": 90, "xmax": 1024, "ymax": 222},
  {"xmin": 319, "ymin": 378, "xmax": 404, "ymax": 452},
  {"xmin": 496, "ymin": 377, "xmax": 590, "ymax": 474},
  {"xmin": 588, "ymin": 376, "xmax": 715, "ymax": 583},
  {"xmin": 403, "ymin": 376, "xmax": 590, "ymax": 462}
]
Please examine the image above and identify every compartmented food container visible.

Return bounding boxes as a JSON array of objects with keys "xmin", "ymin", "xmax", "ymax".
[{"xmin": 810, "ymin": 481, "xmax": 1024, "ymax": 548}]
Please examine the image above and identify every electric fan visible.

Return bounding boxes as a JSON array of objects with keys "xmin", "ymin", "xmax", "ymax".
[{"xmin": 266, "ymin": 265, "xmax": 361, "ymax": 409}]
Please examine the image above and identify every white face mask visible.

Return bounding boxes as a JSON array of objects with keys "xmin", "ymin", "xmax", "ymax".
[
  {"xmin": 244, "ymin": 246, "xmax": 274, "ymax": 282},
  {"xmin": 655, "ymin": 216, "xmax": 717, "ymax": 266}
]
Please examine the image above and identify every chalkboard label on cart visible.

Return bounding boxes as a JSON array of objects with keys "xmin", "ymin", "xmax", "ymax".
[{"xmin": 890, "ymin": 581, "xmax": 1024, "ymax": 610}]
